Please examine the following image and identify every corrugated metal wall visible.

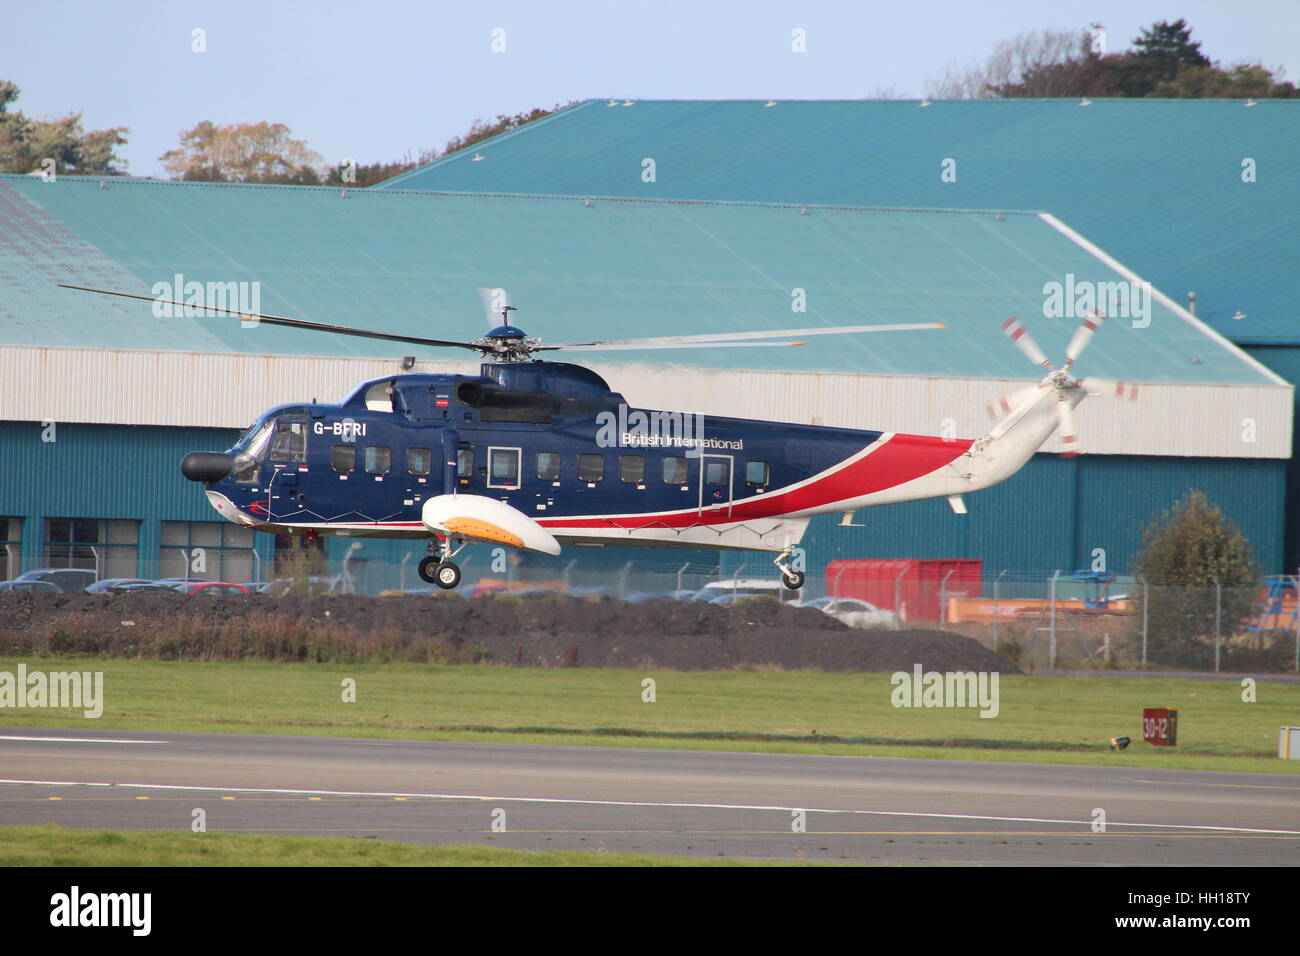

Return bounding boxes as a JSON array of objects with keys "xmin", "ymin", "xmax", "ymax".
[
  {"xmin": 2, "ymin": 346, "xmax": 1291, "ymax": 460},
  {"xmin": 1244, "ymin": 345, "xmax": 1300, "ymax": 572}
]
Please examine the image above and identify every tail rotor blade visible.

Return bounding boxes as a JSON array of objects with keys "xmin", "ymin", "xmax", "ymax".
[
  {"xmin": 1001, "ymin": 316, "xmax": 1053, "ymax": 371},
  {"xmin": 985, "ymin": 385, "xmax": 1040, "ymax": 421},
  {"xmin": 1063, "ymin": 311, "xmax": 1105, "ymax": 369},
  {"xmin": 1078, "ymin": 377, "xmax": 1139, "ymax": 400},
  {"xmin": 1056, "ymin": 396, "xmax": 1079, "ymax": 458}
]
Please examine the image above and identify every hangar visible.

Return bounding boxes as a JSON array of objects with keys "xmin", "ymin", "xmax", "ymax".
[{"xmin": 0, "ymin": 98, "xmax": 1294, "ymax": 590}]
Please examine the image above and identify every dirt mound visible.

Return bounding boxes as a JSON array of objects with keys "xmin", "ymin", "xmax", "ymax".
[{"xmin": 0, "ymin": 592, "xmax": 1020, "ymax": 673}]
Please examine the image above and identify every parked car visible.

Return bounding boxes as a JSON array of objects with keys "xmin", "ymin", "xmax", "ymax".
[
  {"xmin": 85, "ymin": 578, "xmax": 155, "ymax": 594},
  {"xmin": 708, "ymin": 592, "xmax": 780, "ymax": 606},
  {"xmin": 6, "ymin": 568, "xmax": 97, "ymax": 593},
  {"xmin": 800, "ymin": 596, "xmax": 898, "ymax": 629},
  {"xmin": 0, "ymin": 580, "xmax": 61, "ymax": 594},
  {"xmin": 692, "ymin": 578, "xmax": 799, "ymax": 604},
  {"xmin": 172, "ymin": 581, "xmax": 250, "ymax": 596}
]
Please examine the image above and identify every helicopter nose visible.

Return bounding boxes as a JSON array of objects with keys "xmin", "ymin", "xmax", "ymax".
[{"xmin": 181, "ymin": 452, "xmax": 234, "ymax": 483}]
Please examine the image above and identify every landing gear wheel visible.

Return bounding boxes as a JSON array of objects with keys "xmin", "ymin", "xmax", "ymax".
[
  {"xmin": 434, "ymin": 562, "xmax": 461, "ymax": 590},
  {"xmin": 781, "ymin": 570, "xmax": 806, "ymax": 591},
  {"xmin": 417, "ymin": 556, "xmax": 440, "ymax": 584}
]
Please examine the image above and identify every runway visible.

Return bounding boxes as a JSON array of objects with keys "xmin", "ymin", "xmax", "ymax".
[{"xmin": 1, "ymin": 727, "xmax": 1298, "ymax": 864}]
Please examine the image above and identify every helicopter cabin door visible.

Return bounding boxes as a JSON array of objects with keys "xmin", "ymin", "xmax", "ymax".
[
  {"xmin": 441, "ymin": 429, "xmax": 459, "ymax": 495},
  {"xmin": 697, "ymin": 454, "xmax": 734, "ymax": 517}
]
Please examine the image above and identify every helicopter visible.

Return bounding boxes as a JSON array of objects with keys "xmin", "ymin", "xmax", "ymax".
[{"xmin": 60, "ymin": 283, "xmax": 1132, "ymax": 590}]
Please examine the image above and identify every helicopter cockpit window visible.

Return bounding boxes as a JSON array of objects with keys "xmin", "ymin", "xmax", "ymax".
[
  {"xmin": 238, "ymin": 421, "xmax": 274, "ymax": 459},
  {"xmin": 268, "ymin": 421, "xmax": 307, "ymax": 462}
]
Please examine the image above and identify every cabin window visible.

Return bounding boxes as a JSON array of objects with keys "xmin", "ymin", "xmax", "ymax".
[
  {"xmin": 330, "ymin": 445, "xmax": 355, "ymax": 474},
  {"xmin": 268, "ymin": 421, "xmax": 306, "ymax": 462},
  {"xmin": 619, "ymin": 455, "xmax": 645, "ymax": 484},
  {"xmin": 407, "ymin": 447, "xmax": 432, "ymax": 476},
  {"xmin": 745, "ymin": 460, "xmax": 770, "ymax": 487},
  {"xmin": 537, "ymin": 452, "xmax": 561, "ymax": 481},
  {"xmin": 457, "ymin": 446, "xmax": 474, "ymax": 478},
  {"xmin": 662, "ymin": 456, "xmax": 688, "ymax": 485},
  {"xmin": 578, "ymin": 453, "xmax": 604, "ymax": 483},
  {"xmin": 487, "ymin": 447, "xmax": 521, "ymax": 489},
  {"xmin": 704, "ymin": 460, "xmax": 729, "ymax": 486},
  {"xmin": 364, "ymin": 446, "xmax": 391, "ymax": 475}
]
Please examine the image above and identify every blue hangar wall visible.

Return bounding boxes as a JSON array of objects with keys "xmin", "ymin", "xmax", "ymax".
[{"xmin": 0, "ymin": 422, "xmax": 1286, "ymax": 586}]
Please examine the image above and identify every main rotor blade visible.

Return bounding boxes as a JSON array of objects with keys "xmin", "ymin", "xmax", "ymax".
[
  {"xmin": 1056, "ymin": 395, "xmax": 1079, "ymax": 458},
  {"xmin": 551, "ymin": 340, "xmax": 811, "ymax": 352},
  {"xmin": 1000, "ymin": 316, "xmax": 1053, "ymax": 371},
  {"xmin": 1063, "ymin": 311, "xmax": 1105, "ymax": 369},
  {"xmin": 58, "ymin": 284, "xmax": 484, "ymax": 352},
  {"xmin": 552, "ymin": 322, "xmax": 944, "ymax": 349}
]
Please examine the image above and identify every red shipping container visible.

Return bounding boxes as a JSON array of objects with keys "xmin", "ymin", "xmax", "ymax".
[{"xmin": 825, "ymin": 559, "xmax": 982, "ymax": 622}]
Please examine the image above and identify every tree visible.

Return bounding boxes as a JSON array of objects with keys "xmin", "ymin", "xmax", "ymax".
[
  {"xmin": 160, "ymin": 121, "xmax": 324, "ymax": 184},
  {"xmin": 926, "ymin": 20, "xmax": 1298, "ymax": 100},
  {"xmin": 1131, "ymin": 490, "xmax": 1260, "ymax": 667},
  {"xmin": 0, "ymin": 80, "xmax": 128, "ymax": 175},
  {"xmin": 322, "ymin": 102, "xmax": 574, "ymax": 187}
]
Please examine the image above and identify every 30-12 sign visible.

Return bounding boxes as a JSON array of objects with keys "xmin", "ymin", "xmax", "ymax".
[{"xmin": 1142, "ymin": 708, "xmax": 1178, "ymax": 747}]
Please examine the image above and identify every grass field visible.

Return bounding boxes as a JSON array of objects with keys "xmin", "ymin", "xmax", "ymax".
[
  {"xmin": 1, "ymin": 656, "xmax": 1297, "ymax": 772},
  {"xmin": 0, "ymin": 824, "xmax": 774, "ymax": 866}
]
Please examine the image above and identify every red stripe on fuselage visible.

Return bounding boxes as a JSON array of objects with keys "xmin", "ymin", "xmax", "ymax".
[{"xmin": 538, "ymin": 433, "xmax": 972, "ymax": 529}]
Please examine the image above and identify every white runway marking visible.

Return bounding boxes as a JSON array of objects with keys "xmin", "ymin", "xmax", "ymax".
[
  {"xmin": 2, "ymin": 777, "xmax": 1296, "ymax": 835},
  {"xmin": 0, "ymin": 736, "xmax": 167, "ymax": 744}
]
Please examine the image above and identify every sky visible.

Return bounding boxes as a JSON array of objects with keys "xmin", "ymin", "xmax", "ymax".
[{"xmin": 3, "ymin": 0, "xmax": 1298, "ymax": 178}]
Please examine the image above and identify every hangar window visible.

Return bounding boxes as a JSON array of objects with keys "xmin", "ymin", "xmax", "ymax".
[
  {"xmin": 537, "ymin": 452, "xmax": 561, "ymax": 481},
  {"xmin": 161, "ymin": 521, "xmax": 256, "ymax": 582},
  {"xmin": 662, "ymin": 457, "xmax": 688, "ymax": 485},
  {"xmin": 364, "ymin": 446, "xmax": 391, "ymax": 475},
  {"xmin": 407, "ymin": 447, "xmax": 432, "ymax": 477},
  {"xmin": 745, "ymin": 461, "xmax": 770, "ymax": 487},
  {"xmin": 0, "ymin": 517, "xmax": 23, "ymax": 580},
  {"xmin": 43, "ymin": 518, "xmax": 139, "ymax": 579},
  {"xmin": 331, "ymin": 445, "xmax": 356, "ymax": 474},
  {"xmin": 619, "ymin": 455, "xmax": 645, "ymax": 484},
  {"xmin": 578, "ymin": 453, "xmax": 604, "ymax": 483}
]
